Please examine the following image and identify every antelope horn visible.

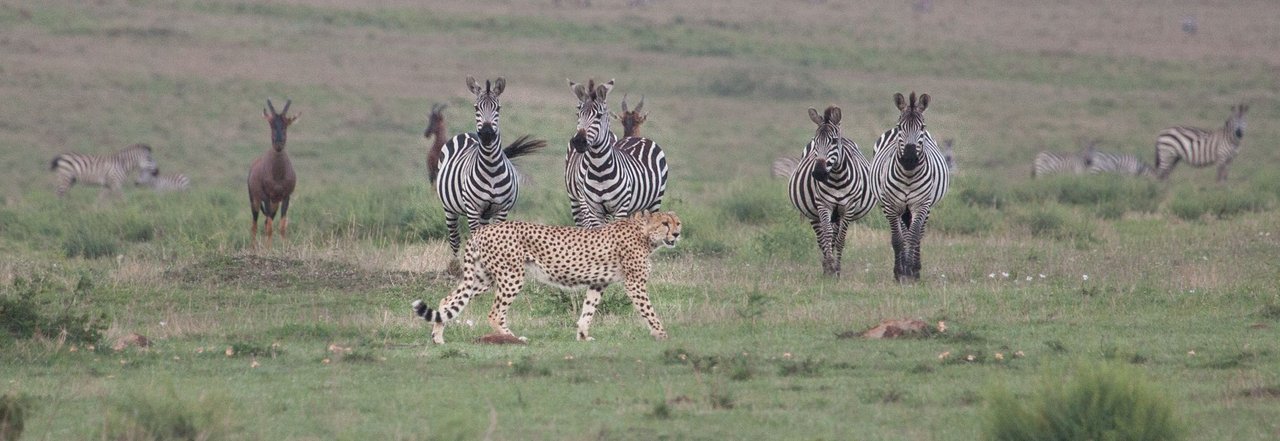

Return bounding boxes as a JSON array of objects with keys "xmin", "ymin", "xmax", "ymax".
[
  {"xmin": 621, "ymin": 93, "xmax": 630, "ymax": 112},
  {"xmin": 281, "ymin": 99, "xmax": 292, "ymax": 115},
  {"xmin": 266, "ymin": 99, "xmax": 277, "ymax": 115},
  {"xmin": 634, "ymin": 95, "xmax": 645, "ymax": 113}
]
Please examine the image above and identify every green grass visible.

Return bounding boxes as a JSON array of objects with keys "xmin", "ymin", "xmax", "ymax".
[{"xmin": 1, "ymin": 0, "xmax": 1279, "ymax": 439}]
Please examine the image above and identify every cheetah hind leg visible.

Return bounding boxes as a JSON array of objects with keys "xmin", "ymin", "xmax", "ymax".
[{"xmin": 576, "ymin": 285, "xmax": 606, "ymax": 341}]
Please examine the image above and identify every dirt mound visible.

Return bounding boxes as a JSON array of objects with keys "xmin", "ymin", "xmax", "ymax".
[{"xmin": 169, "ymin": 255, "xmax": 433, "ymax": 291}]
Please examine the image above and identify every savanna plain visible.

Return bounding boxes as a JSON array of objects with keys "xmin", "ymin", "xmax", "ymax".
[{"xmin": 1, "ymin": 0, "xmax": 1278, "ymax": 439}]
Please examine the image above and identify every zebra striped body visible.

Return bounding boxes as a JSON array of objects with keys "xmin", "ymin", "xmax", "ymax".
[
  {"xmin": 870, "ymin": 92, "xmax": 949, "ymax": 282},
  {"xmin": 50, "ymin": 143, "xmax": 157, "ymax": 198},
  {"xmin": 137, "ymin": 169, "xmax": 191, "ymax": 191},
  {"xmin": 566, "ymin": 79, "xmax": 669, "ymax": 228},
  {"xmin": 788, "ymin": 106, "xmax": 878, "ymax": 277},
  {"xmin": 1032, "ymin": 151, "xmax": 1090, "ymax": 178},
  {"xmin": 1154, "ymin": 104, "xmax": 1248, "ymax": 182},
  {"xmin": 436, "ymin": 77, "xmax": 528, "ymax": 264},
  {"xmin": 1087, "ymin": 150, "xmax": 1151, "ymax": 177}
]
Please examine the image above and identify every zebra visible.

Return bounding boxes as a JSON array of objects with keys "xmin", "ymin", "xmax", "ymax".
[
  {"xmin": 1087, "ymin": 149, "xmax": 1152, "ymax": 177},
  {"xmin": 787, "ymin": 106, "xmax": 878, "ymax": 277},
  {"xmin": 1031, "ymin": 140, "xmax": 1095, "ymax": 178},
  {"xmin": 50, "ymin": 143, "xmax": 157, "ymax": 199},
  {"xmin": 870, "ymin": 92, "xmax": 950, "ymax": 283},
  {"xmin": 436, "ymin": 76, "xmax": 546, "ymax": 269},
  {"xmin": 565, "ymin": 78, "xmax": 669, "ymax": 228},
  {"xmin": 136, "ymin": 168, "xmax": 191, "ymax": 191},
  {"xmin": 1154, "ymin": 104, "xmax": 1248, "ymax": 182}
]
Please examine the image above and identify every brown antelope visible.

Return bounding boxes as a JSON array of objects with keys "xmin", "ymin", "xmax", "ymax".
[
  {"xmin": 247, "ymin": 99, "xmax": 298, "ymax": 249},
  {"xmin": 424, "ymin": 103, "xmax": 447, "ymax": 184},
  {"xmin": 612, "ymin": 94, "xmax": 647, "ymax": 138}
]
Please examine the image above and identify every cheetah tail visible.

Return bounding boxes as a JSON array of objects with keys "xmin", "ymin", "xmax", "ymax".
[{"xmin": 411, "ymin": 299, "xmax": 442, "ymax": 323}]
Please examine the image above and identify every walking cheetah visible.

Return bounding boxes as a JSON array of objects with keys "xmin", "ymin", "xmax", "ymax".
[{"xmin": 412, "ymin": 211, "xmax": 682, "ymax": 344}]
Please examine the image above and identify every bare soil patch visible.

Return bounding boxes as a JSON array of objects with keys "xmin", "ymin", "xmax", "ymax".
[{"xmin": 168, "ymin": 255, "xmax": 435, "ymax": 291}]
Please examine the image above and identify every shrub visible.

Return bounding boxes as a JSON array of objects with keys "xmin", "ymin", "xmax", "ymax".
[
  {"xmin": 1, "ymin": 276, "xmax": 108, "ymax": 346},
  {"xmin": 103, "ymin": 389, "xmax": 231, "ymax": 441},
  {"xmin": 985, "ymin": 362, "xmax": 1180, "ymax": 441},
  {"xmin": 1019, "ymin": 205, "xmax": 1096, "ymax": 246},
  {"xmin": 0, "ymin": 393, "xmax": 28, "ymax": 441}
]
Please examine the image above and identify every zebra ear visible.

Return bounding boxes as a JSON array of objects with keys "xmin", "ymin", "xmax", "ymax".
[
  {"xmin": 595, "ymin": 79, "xmax": 615, "ymax": 102},
  {"xmin": 466, "ymin": 76, "xmax": 482, "ymax": 96},
  {"xmin": 825, "ymin": 106, "xmax": 842, "ymax": 125},
  {"xmin": 569, "ymin": 80, "xmax": 588, "ymax": 102},
  {"xmin": 918, "ymin": 93, "xmax": 930, "ymax": 112},
  {"xmin": 492, "ymin": 77, "xmax": 506, "ymax": 96},
  {"xmin": 808, "ymin": 108, "xmax": 823, "ymax": 125},
  {"xmin": 894, "ymin": 93, "xmax": 907, "ymax": 112}
]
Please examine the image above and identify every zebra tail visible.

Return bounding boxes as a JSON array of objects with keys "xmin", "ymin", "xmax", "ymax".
[
  {"xmin": 50, "ymin": 155, "xmax": 64, "ymax": 171},
  {"xmin": 503, "ymin": 135, "xmax": 548, "ymax": 160}
]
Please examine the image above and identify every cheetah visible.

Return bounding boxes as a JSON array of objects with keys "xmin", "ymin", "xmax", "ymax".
[{"xmin": 411, "ymin": 211, "xmax": 682, "ymax": 344}]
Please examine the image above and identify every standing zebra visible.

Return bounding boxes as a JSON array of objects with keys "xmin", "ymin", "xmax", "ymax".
[
  {"xmin": 1154, "ymin": 104, "xmax": 1248, "ymax": 182},
  {"xmin": 436, "ymin": 76, "xmax": 546, "ymax": 269},
  {"xmin": 1087, "ymin": 149, "xmax": 1152, "ymax": 177},
  {"xmin": 788, "ymin": 106, "xmax": 878, "ymax": 277},
  {"xmin": 136, "ymin": 168, "xmax": 191, "ymax": 191},
  {"xmin": 565, "ymin": 79, "xmax": 669, "ymax": 228},
  {"xmin": 50, "ymin": 143, "xmax": 157, "ymax": 199},
  {"xmin": 870, "ymin": 92, "xmax": 950, "ymax": 282}
]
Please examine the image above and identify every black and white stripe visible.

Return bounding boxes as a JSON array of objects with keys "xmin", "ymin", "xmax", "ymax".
[
  {"xmin": 1032, "ymin": 151, "xmax": 1090, "ymax": 178},
  {"xmin": 50, "ymin": 143, "xmax": 157, "ymax": 198},
  {"xmin": 787, "ymin": 106, "xmax": 878, "ymax": 277},
  {"xmin": 565, "ymin": 79, "xmax": 668, "ymax": 228},
  {"xmin": 435, "ymin": 76, "xmax": 525, "ymax": 260},
  {"xmin": 136, "ymin": 169, "xmax": 191, "ymax": 191},
  {"xmin": 1087, "ymin": 150, "xmax": 1151, "ymax": 177},
  {"xmin": 870, "ymin": 92, "xmax": 950, "ymax": 282},
  {"xmin": 1155, "ymin": 104, "xmax": 1248, "ymax": 182}
]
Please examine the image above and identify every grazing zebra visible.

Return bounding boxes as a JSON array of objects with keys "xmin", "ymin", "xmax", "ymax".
[
  {"xmin": 50, "ymin": 143, "xmax": 157, "ymax": 199},
  {"xmin": 870, "ymin": 92, "xmax": 950, "ymax": 282},
  {"xmin": 1031, "ymin": 140, "xmax": 1094, "ymax": 178},
  {"xmin": 1087, "ymin": 149, "xmax": 1152, "ymax": 177},
  {"xmin": 136, "ymin": 168, "xmax": 191, "ymax": 191},
  {"xmin": 1154, "ymin": 104, "xmax": 1248, "ymax": 182},
  {"xmin": 565, "ymin": 79, "xmax": 669, "ymax": 228},
  {"xmin": 787, "ymin": 106, "xmax": 878, "ymax": 277},
  {"xmin": 613, "ymin": 94, "xmax": 647, "ymax": 138},
  {"xmin": 436, "ymin": 76, "xmax": 546, "ymax": 269}
]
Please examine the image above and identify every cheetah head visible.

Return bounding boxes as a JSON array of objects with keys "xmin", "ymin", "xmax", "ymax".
[{"xmin": 642, "ymin": 211, "xmax": 682, "ymax": 248}]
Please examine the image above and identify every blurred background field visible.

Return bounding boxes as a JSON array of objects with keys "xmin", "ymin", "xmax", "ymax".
[{"xmin": 1, "ymin": 1, "xmax": 1278, "ymax": 439}]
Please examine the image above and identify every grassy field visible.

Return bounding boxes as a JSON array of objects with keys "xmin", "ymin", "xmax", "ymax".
[{"xmin": 2, "ymin": 0, "xmax": 1279, "ymax": 439}]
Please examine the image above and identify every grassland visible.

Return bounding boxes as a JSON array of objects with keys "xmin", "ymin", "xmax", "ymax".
[{"xmin": 1, "ymin": 0, "xmax": 1279, "ymax": 439}]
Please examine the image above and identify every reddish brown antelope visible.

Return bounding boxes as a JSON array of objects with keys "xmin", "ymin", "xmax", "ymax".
[
  {"xmin": 424, "ymin": 103, "xmax": 447, "ymax": 184},
  {"xmin": 613, "ymin": 94, "xmax": 647, "ymax": 138},
  {"xmin": 247, "ymin": 99, "xmax": 298, "ymax": 249}
]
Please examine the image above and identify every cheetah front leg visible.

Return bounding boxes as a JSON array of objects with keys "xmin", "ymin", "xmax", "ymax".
[
  {"xmin": 576, "ymin": 285, "xmax": 607, "ymax": 341},
  {"xmin": 624, "ymin": 274, "xmax": 667, "ymax": 340}
]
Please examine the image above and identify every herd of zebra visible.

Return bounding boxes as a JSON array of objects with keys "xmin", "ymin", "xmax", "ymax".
[
  {"xmin": 45, "ymin": 75, "xmax": 1250, "ymax": 280},
  {"xmin": 1031, "ymin": 104, "xmax": 1249, "ymax": 181}
]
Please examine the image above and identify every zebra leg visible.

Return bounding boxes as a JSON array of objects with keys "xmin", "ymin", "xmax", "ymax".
[
  {"xmin": 812, "ymin": 206, "xmax": 837, "ymax": 277},
  {"xmin": 486, "ymin": 262, "xmax": 525, "ymax": 339},
  {"xmin": 444, "ymin": 212, "xmax": 462, "ymax": 275},
  {"xmin": 904, "ymin": 206, "xmax": 933, "ymax": 281},
  {"xmin": 832, "ymin": 217, "xmax": 852, "ymax": 276},
  {"xmin": 887, "ymin": 209, "xmax": 909, "ymax": 282},
  {"xmin": 1216, "ymin": 158, "xmax": 1233, "ymax": 183},
  {"xmin": 1155, "ymin": 152, "xmax": 1178, "ymax": 181},
  {"xmin": 576, "ymin": 284, "xmax": 607, "ymax": 341}
]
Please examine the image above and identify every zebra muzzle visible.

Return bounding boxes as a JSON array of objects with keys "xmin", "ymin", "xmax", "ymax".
[
  {"xmin": 478, "ymin": 124, "xmax": 497, "ymax": 145},
  {"xmin": 570, "ymin": 131, "xmax": 589, "ymax": 152}
]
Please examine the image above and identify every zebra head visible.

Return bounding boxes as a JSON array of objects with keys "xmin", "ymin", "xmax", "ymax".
[
  {"xmin": 806, "ymin": 106, "xmax": 846, "ymax": 182},
  {"xmin": 263, "ymin": 99, "xmax": 299, "ymax": 152},
  {"xmin": 892, "ymin": 92, "xmax": 931, "ymax": 169},
  {"xmin": 122, "ymin": 143, "xmax": 158, "ymax": 175},
  {"xmin": 466, "ymin": 77, "xmax": 504, "ymax": 147},
  {"xmin": 1228, "ymin": 103, "xmax": 1248, "ymax": 140},
  {"xmin": 569, "ymin": 78, "xmax": 615, "ymax": 153},
  {"xmin": 424, "ymin": 103, "xmax": 446, "ymax": 139}
]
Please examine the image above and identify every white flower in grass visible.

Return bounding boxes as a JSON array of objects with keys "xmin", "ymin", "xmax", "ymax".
[
  {"xmin": 1001, "ymin": 272, "xmax": 1009, "ymax": 278},
  {"xmin": 1039, "ymin": 274, "xmax": 1046, "ymax": 279},
  {"xmin": 1082, "ymin": 274, "xmax": 1089, "ymax": 281},
  {"xmin": 988, "ymin": 273, "xmax": 996, "ymax": 278},
  {"xmin": 1025, "ymin": 276, "xmax": 1033, "ymax": 281}
]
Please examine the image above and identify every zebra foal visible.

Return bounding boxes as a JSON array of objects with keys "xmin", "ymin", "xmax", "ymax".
[
  {"xmin": 787, "ymin": 105, "xmax": 878, "ymax": 277},
  {"xmin": 50, "ymin": 143, "xmax": 157, "ymax": 199},
  {"xmin": 136, "ymin": 168, "xmax": 191, "ymax": 192},
  {"xmin": 1154, "ymin": 104, "xmax": 1248, "ymax": 182},
  {"xmin": 870, "ymin": 92, "xmax": 950, "ymax": 283}
]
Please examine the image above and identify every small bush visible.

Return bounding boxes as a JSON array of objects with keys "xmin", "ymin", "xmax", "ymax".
[
  {"xmin": 0, "ymin": 393, "xmax": 29, "ymax": 441},
  {"xmin": 985, "ymin": 362, "xmax": 1180, "ymax": 441},
  {"xmin": 1020, "ymin": 205, "xmax": 1096, "ymax": 246},
  {"xmin": 103, "ymin": 389, "xmax": 231, "ymax": 441},
  {"xmin": 1, "ymin": 276, "xmax": 108, "ymax": 346}
]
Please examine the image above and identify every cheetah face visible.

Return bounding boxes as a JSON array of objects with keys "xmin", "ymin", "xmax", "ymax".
[{"xmin": 645, "ymin": 211, "xmax": 682, "ymax": 248}]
